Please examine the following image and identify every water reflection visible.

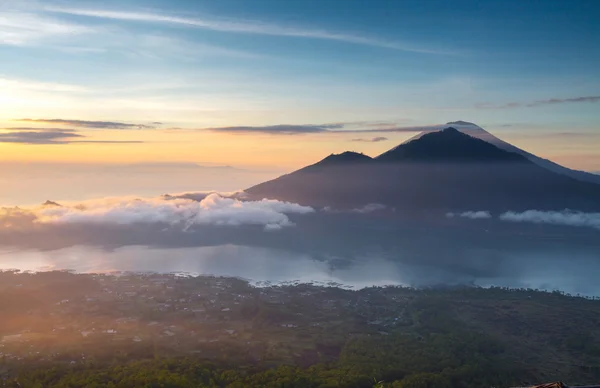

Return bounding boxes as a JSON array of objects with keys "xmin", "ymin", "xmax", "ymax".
[{"xmin": 1, "ymin": 244, "xmax": 599, "ymax": 296}]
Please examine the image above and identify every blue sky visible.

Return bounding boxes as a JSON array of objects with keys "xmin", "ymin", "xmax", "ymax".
[{"xmin": 1, "ymin": 0, "xmax": 599, "ymax": 170}]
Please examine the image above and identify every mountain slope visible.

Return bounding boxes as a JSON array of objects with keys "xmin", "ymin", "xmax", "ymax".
[
  {"xmin": 436, "ymin": 121, "xmax": 600, "ymax": 184},
  {"xmin": 300, "ymin": 151, "xmax": 373, "ymax": 172},
  {"xmin": 376, "ymin": 127, "xmax": 526, "ymax": 163},
  {"xmin": 246, "ymin": 126, "xmax": 600, "ymax": 213}
]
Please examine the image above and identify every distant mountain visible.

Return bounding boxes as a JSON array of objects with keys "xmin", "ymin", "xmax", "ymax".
[
  {"xmin": 246, "ymin": 124, "xmax": 600, "ymax": 213},
  {"xmin": 435, "ymin": 121, "xmax": 600, "ymax": 185},
  {"xmin": 300, "ymin": 151, "xmax": 373, "ymax": 171},
  {"xmin": 376, "ymin": 127, "xmax": 525, "ymax": 163},
  {"xmin": 41, "ymin": 200, "xmax": 61, "ymax": 207}
]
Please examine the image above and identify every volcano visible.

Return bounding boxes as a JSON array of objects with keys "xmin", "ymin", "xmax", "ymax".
[
  {"xmin": 427, "ymin": 121, "xmax": 600, "ymax": 184},
  {"xmin": 246, "ymin": 123, "xmax": 600, "ymax": 214}
]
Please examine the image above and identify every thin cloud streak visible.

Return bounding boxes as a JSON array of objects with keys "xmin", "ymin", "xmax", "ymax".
[
  {"xmin": 46, "ymin": 7, "xmax": 455, "ymax": 55},
  {"xmin": 205, "ymin": 123, "xmax": 442, "ymax": 135},
  {"xmin": 0, "ymin": 130, "xmax": 143, "ymax": 145},
  {"xmin": 476, "ymin": 96, "xmax": 600, "ymax": 109},
  {"xmin": 500, "ymin": 210, "xmax": 600, "ymax": 230},
  {"xmin": 207, "ymin": 124, "xmax": 343, "ymax": 135},
  {"xmin": 0, "ymin": 11, "xmax": 91, "ymax": 46},
  {"xmin": 0, "ymin": 77, "xmax": 86, "ymax": 93},
  {"xmin": 446, "ymin": 211, "xmax": 492, "ymax": 220},
  {"xmin": 3, "ymin": 127, "xmax": 79, "ymax": 132},
  {"xmin": 0, "ymin": 130, "xmax": 83, "ymax": 144},
  {"xmin": 351, "ymin": 137, "xmax": 389, "ymax": 142},
  {"xmin": 15, "ymin": 118, "xmax": 157, "ymax": 130}
]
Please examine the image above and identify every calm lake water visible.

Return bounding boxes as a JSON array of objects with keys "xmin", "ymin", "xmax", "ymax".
[{"xmin": 1, "ymin": 244, "xmax": 599, "ymax": 296}]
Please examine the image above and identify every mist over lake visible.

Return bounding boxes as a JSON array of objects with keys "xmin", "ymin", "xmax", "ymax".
[{"xmin": 2, "ymin": 236, "xmax": 599, "ymax": 296}]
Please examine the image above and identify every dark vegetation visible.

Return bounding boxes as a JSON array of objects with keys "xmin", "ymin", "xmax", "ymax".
[{"xmin": 0, "ymin": 271, "xmax": 599, "ymax": 387}]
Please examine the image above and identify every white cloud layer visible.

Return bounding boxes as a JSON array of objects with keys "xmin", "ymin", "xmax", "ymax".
[
  {"xmin": 11, "ymin": 193, "xmax": 313, "ymax": 231},
  {"xmin": 499, "ymin": 210, "xmax": 600, "ymax": 230}
]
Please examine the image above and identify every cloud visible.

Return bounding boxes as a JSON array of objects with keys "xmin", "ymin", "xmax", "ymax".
[
  {"xmin": 0, "ymin": 208, "xmax": 37, "ymax": 229},
  {"xmin": 3, "ymin": 193, "xmax": 314, "ymax": 231},
  {"xmin": 0, "ymin": 77, "xmax": 87, "ymax": 93},
  {"xmin": 3, "ymin": 127, "xmax": 79, "ymax": 132},
  {"xmin": 476, "ymin": 96, "xmax": 600, "ymax": 109},
  {"xmin": 206, "ymin": 124, "xmax": 343, "ymax": 135},
  {"xmin": 47, "ymin": 7, "xmax": 454, "ymax": 55},
  {"xmin": 321, "ymin": 123, "xmax": 444, "ymax": 134},
  {"xmin": 0, "ymin": 11, "xmax": 92, "ymax": 46},
  {"xmin": 15, "ymin": 118, "xmax": 157, "ymax": 130},
  {"xmin": 446, "ymin": 211, "xmax": 492, "ymax": 219},
  {"xmin": 323, "ymin": 203, "xmax": 387, "ymax": 214},
  {"xmin": 204, "ymin": 123, "xmax": 441, "ymax": 135},
  {"xmin": 351, "ymin": 137, "xmax": 389, "ymax": 142},
  {"xmin": 352, "ymin": 203, "xmax": 387, "ymax": 214},
  {"xmin": 0, "ymin": 130, "xmax": 84, "ymax": 144},
  {"xmin": 500, "ymin": 210, "xmax": 600, "ymax": 230},
  {"xmin": 527, "ymin": 96, "xmax": 600, "ymax": 107},
  {"xmin": 0, "ymin": 130, "xmax": 143, "ymax": 145}
]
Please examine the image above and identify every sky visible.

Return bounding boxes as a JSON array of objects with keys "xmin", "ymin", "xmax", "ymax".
[
  {"xmin": 1, "ymin": 0, "xmax": 600, "ymax": 290},
  {"xmin": 1, "ymin": 0, "xmax": 600, "ymax": 180}
]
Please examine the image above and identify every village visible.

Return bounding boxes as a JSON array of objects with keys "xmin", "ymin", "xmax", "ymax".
[{"xmin": 0, "ymin": 271, "xmax": 415, "ymax": 366}]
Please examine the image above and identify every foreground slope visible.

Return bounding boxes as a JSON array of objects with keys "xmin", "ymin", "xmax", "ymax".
[
  {"xmin": 246, "ymin": 127, "xmax": 600, "ymax": 213},
  {"xmin": 3, "ymin": 271, "xmax": 600, "ymax": 387}
]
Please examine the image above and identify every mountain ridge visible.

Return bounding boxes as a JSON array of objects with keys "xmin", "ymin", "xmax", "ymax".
[
  {"xmin": 246, "ymin": 123, "xmax": 600, "ymax": 213},
  {"xmin": 437, "ymin": 121, "xmax": 600, "ymax": 184},
  {"xmin": 376, "ymin": 127, "xmax": 527, "ymax": 163}
]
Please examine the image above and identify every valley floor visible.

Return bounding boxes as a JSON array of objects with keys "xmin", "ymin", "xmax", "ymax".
[{"xmin": 0, "ymin": 271, "xmax": 599, "ymax": 387}]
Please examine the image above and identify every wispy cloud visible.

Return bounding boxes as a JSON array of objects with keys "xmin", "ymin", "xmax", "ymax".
[
  {"xmin": 476, "ymin": 96, "xmax": 600, "ymax": 109},
  {"xmin": 527, "ymin": 96, "xmax": 600, "ymax": 107},
  {"xmin": 3, "ymin": 127, "xmax": 79, "ymax": 132},
  {"xmin": 206, "ymin": 124, "xmax": 343, "ymax": 135},
  {"xmin": 446, "ymin": 211, "xmax": 492, "ymax": 220},
  {"xmin": 204, "ymin": 123, "xmax": 440, "ymax": 135},
  {"xmin": 9, "ymin": 119, "xmax": 442, "ymax": 136},
  {"xmin": 0, "ymin": 130, "xmax": 83, "ymax": 144},
  {"xmin": 0, "ymin": 130, "xmax": 142, "ymax": 145},
  {"xmin": 15, "ymin": 119, "xmax": 157, "ymax": 130},
  {"xmin": 500, "ymin": 210, "xmax": 600, "ymax": 230},
  {"xmin": 0, "ymin": 11, "xmax": 91, "ymax": 46},
  {"xmin": 351, "ymin": 137, "xmax": 389, "ymax": 142},
  {"xmin": 47, "ymin": 7, "xmax": 454, "ymax": 55},
  {"xmin": 1, "ymin": 7, "xmax": 260, "ymax": 60},
  {"xmin": 0, "ymin": 77, "xmax": 87, "ymax": 93},
  {"xmin": 332, "ymin": 125, "xmax": 443, "ymax": 134},
  {"xmin": 351, "ymin": 203, "xmax": 387, "ymax": 214}
]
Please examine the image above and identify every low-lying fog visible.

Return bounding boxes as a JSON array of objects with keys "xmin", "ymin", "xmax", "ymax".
[{"xmin": 1, "ymin": 192, "xmax": 599, "ymax": 296}]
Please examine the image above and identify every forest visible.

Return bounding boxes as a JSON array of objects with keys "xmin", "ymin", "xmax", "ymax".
[{"xmin": 0, "ymin": 271, "xmax": 599, "ymax": 387}]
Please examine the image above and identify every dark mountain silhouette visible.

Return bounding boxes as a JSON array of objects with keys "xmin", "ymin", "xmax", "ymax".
[
  {"xmin": 299, "ymin": 151, "xmax": 373, "ymax": 172},
  {"xmin": 376, "ymin": 127, "xmax": 525, "ymax": 163},
  {"xmin": 313, "ymin": 151, "xmax": 373, "ymax": 166},
  {"xmin": 433, "ymin": 121, "xmax": 600, "ymax": 184},
  {"xmin": 42, "ymin": 200, "xmax": 62, "ymax": 207},
  {"xmin": 246, "ymin": 125, "xmax": 600, "ymax": 213}
]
